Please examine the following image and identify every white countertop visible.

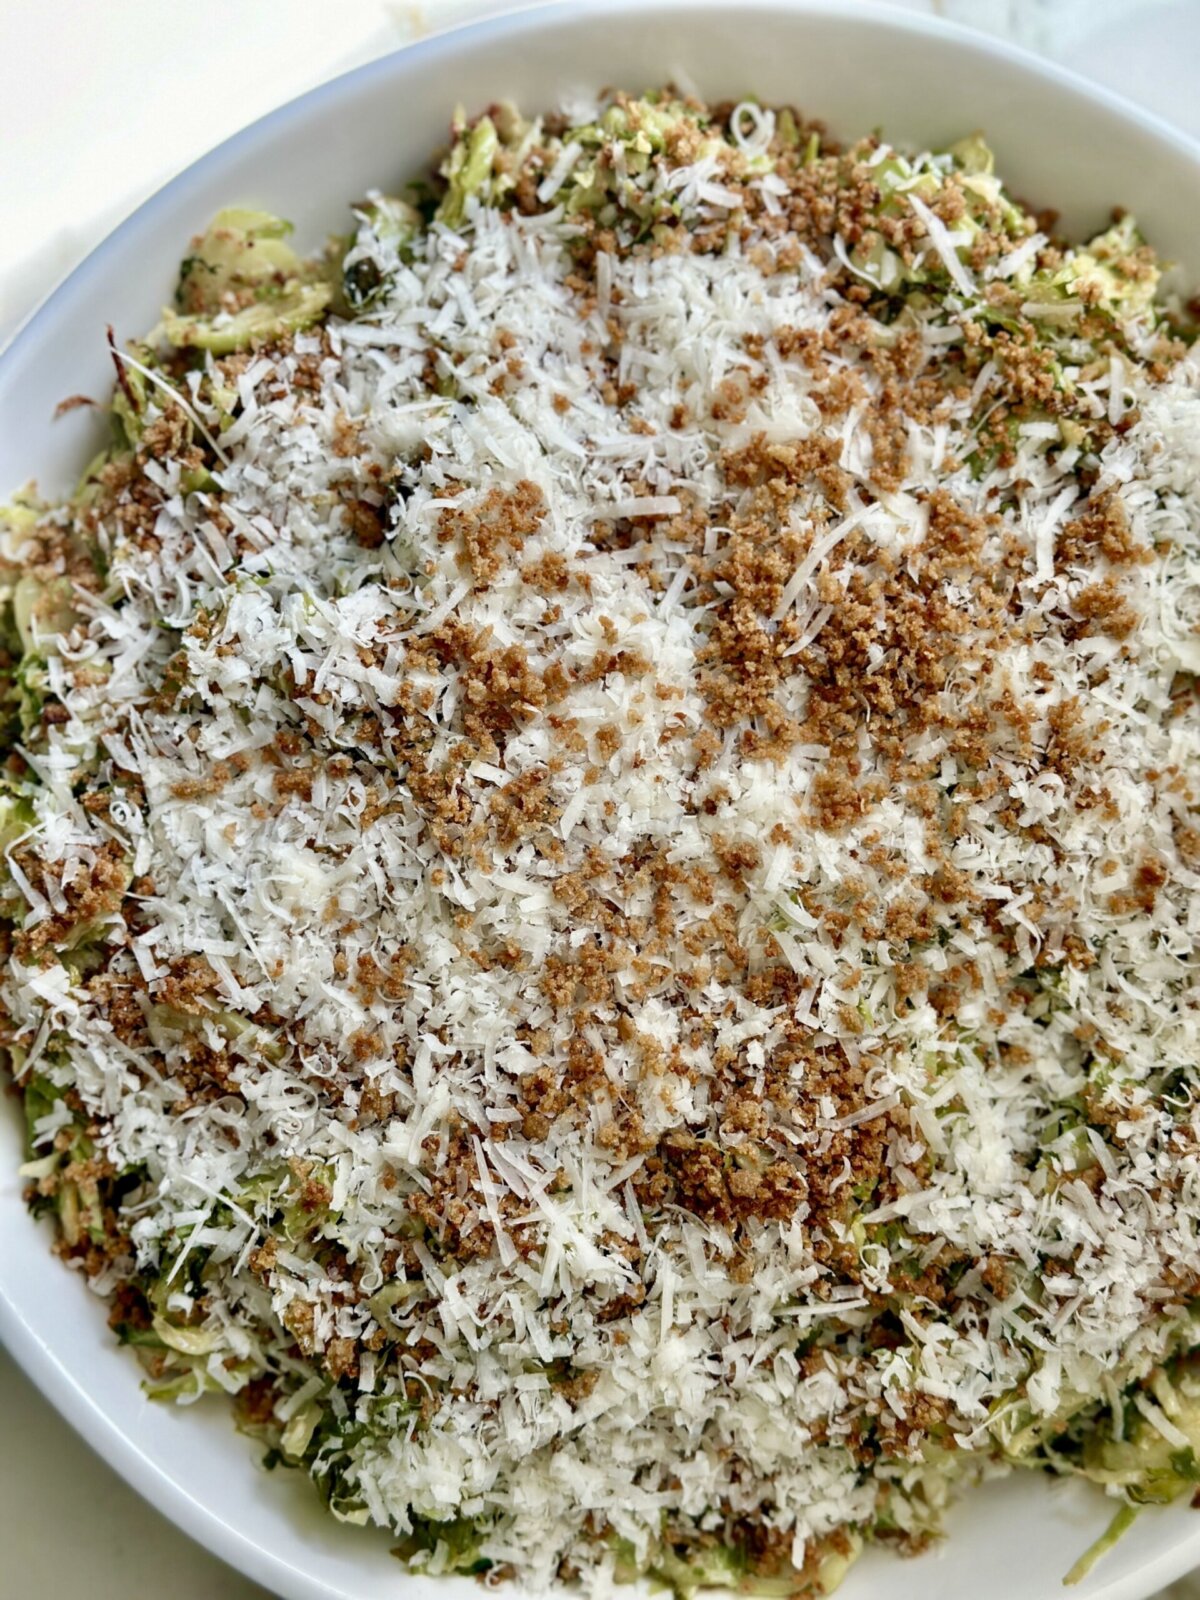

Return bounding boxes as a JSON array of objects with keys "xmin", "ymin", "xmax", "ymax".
[{"xmin": 3, "ymin": 1, "xmax": 1200, "ymax": 1595}]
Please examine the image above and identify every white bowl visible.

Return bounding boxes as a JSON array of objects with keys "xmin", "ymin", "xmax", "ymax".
[{"xmin": 3, "ymin": 3, "xmax": 1200, "ymax": 1596}]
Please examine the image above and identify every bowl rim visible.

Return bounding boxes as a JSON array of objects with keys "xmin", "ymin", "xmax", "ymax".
[{"xmin": 4, "ymin": 3, "xmax": 1200, "ymax": 1597}]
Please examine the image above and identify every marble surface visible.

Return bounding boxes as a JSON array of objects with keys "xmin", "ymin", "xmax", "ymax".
[{"xmin": 3, "ymin": 1, "xmax": 1200, "ymax": 1596}]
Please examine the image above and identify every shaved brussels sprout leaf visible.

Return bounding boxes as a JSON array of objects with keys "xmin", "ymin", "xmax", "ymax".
[
  {"xmin": 393, "ymin": 1517, "xmax": 490, "ymax": 1576},
  {"xmin": 20, "ymin": 1070, "xmax": 63, "ymax": 1157},
  {"xmin": 176, "ymin": 208, "xmax": 301, "ymax": 314},
  {"xmin": 159, "ymin": 281, "xmax": 332, "ymax": 354},
  {"xmin": 13, "ymin": 573, "xmax": 79, "ymax": 654},
  {"xmin": 157, "ymin": 207, "xmax": 336, "ymax": 351},
  {"xmin": 436, "ymin": 114, "xmax": 501, "ymax": 228},
  {"xmin": 1063, "ymin": 1504, "xmax": 1140, "ymax": 1588},
  {"xmin": 0, "ymin": 493, "xmax": 40, "ymax": 542},
  {"xmin": 1024, "ymin": 213, "xmax": 1159, "ymax": 320},
  {"xmin": 1078, "ymin": 1360, "xmax": 1200, "ymax": 1503},
  {"xmin": 947, "ymin": 132, "xmax": 994, "ymax": 175}
]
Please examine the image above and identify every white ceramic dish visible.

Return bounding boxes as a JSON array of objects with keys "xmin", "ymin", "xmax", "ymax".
[{"xmin": 3, "ymin": 2, "xmax": 1200, "ymax": 1595}]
